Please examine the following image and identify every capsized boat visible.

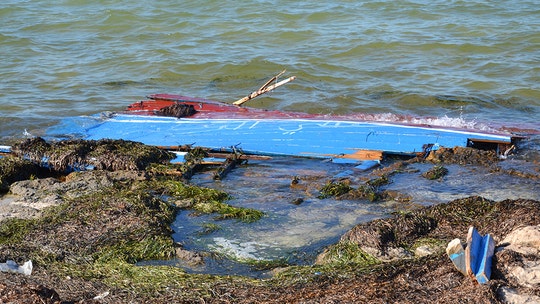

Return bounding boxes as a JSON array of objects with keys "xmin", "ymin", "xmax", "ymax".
[{"xmin": 62, "ymin": 93, "xmax": 518, "ymax": 163}]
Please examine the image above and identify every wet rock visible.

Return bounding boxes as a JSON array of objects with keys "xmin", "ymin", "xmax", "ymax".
[
  {"xmin": 290, "ymin": 197, "xmax": 304, "ymax": 205},
  {"xmin": 0, "ymin": 178, "xmax": 63, "ymax": 220},
  {"xmin": 422, "ymin": 165, "xmax": 449, "ymax": 180},
  {"xmin": 290, "ymin": 176, "xmax": 300, "ymax": 186},
  {"xmin": 506, "ymin": 260, "xmax": 540, "ymax": 288},
  {"xmin": 0, "ymin": 170, "xmax": 150, "ymax": 221},
  {"xmin": 175, "ymin": 247, "xmax": 205, "ymax": 266},
  {"xmin": 9, "ymin": 178, "xmax": 60, "ymax": 198},
  {"xmin": 380, "ymin": 190, "xmax": 412, "ymax": 202}
]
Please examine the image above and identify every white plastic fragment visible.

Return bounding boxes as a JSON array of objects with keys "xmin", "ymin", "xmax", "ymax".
[
  {"xmin": 0, "ymin": 260, "xmax": 33, "ymax": 275},
  {"xmin": 446, "ymin": 238, "xmax": 467, "ymax": 276},
  {"xmin": 93, "ymin": 291, "xmax": 110, "ymax": 300}
]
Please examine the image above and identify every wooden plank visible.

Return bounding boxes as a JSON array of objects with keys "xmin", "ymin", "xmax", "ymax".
[
  {"xmin": 354, "ymin": 160, "xmax": 380, "ymax": 171},
  {"xmin": 213, "ymin": 157, "xmax": 242, "ymax": 180},
  {"xmin": 334, "ymin": 150, "xmax": 383, "ymax": 161}
]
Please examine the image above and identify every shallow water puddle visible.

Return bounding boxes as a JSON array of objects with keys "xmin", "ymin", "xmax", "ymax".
[
  {"xmin": 170, "ymin": 157, "xmax": 386, "ymax": 274},
  {"xmin": 166, "ymin": 154, "xmax": 539, "ymax": 277},
  {"xmin": 388, "ymin": 163, "xmax": 540, "ymax": 205}
]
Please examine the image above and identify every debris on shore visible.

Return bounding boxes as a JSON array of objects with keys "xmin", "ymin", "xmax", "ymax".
[{"xmin": 0, "ymin": 138, "xmax": 539, "ymax": 303}]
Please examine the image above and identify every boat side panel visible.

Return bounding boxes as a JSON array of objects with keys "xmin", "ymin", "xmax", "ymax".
[{"xmin": 82, "ymin": 115, "xmax": 512, "ymax": 159}]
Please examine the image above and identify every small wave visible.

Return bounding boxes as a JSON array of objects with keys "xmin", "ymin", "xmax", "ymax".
[{"xmin": 340, "ymin": 112, "xmax": 503, "ymax": 134}]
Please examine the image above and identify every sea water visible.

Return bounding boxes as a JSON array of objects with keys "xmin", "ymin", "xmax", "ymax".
[{"xmin": 1, "ymin": 0, "xmax": 539, "ymax": 138}]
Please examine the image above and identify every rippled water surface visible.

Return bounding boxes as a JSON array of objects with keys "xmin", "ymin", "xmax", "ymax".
[
  {"xmin": 1, "ymin": 0, "xmax": 539, "ymax": 139},
  {"xmin": 1, "ymin": 0, "xmax": 539, "ymax": 276}
]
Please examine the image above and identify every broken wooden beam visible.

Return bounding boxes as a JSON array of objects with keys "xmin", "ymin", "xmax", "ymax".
[
  {"xmin": 233, "ymin": 70, "xmax": 296, "ymax": 106},
  {"xmin": 213, "ymin": 154, "xmax": 245, "ymax": 180},
  {"xmin": 157, "ymin": 145, "xmax": 272, "ymax": 162}
]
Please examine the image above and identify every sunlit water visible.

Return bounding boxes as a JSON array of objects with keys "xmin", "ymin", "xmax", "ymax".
[
  {"xmin": 163, "ymin": 155, "xmax": 538, "ymax": 277},
  {"xmin": 1, "ymin": 1, "xmax": 539, "ymax": 276}
]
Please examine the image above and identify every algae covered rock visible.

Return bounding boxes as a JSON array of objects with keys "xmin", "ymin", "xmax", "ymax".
[
  {"xmin": 422, "ymin": 165, "xmax": 449, "ymax": 180},
  {"xmin": 0, "ymin": 157, "xmax": 40, "ymax": 194},
  {"xmin": 11, "ymin": 137, "xmax": 175, "ymax": 171}
]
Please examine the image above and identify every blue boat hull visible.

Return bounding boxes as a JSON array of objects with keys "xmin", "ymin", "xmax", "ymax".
[{"xmin": 76, "ymin": 114, "xmax": 513, "ymax": 161}]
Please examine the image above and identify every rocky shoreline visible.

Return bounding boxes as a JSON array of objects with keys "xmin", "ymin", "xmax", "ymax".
[{"xmin": 1, "ymin": 138, "xmax": 539, "ymax": 303}]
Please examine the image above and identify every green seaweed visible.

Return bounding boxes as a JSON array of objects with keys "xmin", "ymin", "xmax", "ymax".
[
  {"xmin": 95, "ymin": 235, "xmax": 176, "ymax": 264},
  {"xmin": 318, "ymin": 241, "xmax": 380, "ymax": 266},
  {"xmin": 154, "ymin": 180, "xmax": 264, "ymax": 223},
  {"xmin": 318, "ymin": 180, "xmax": 352, "ymax": 199},
  {"xmin": 356, "ymin": 184, "xmax": 380, "ymax": 202},
  {"xmin": 0, "ymin": 218, "xmax": 36, "ymax": 244},
  {"xmin": 197, "ymin": 223, "xmax": 222, "ymax": 236}
]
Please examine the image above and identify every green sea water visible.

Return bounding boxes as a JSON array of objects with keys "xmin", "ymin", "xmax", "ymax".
[{"xmin": 1, "ymin": 0, "xmax": 539, "ymax": 141}]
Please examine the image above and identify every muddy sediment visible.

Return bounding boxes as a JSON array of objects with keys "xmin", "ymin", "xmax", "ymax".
[{"xmin": 0, "ymin": 138, "xmax": 539, "ymax": 303}]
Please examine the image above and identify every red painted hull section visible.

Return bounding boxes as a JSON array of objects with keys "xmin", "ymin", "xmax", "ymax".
[
  {"xmin": 125, "ymin": 94, "xmax": 518, "ymax": 139},
  {"xmin": 126, "ymin": 93, "xmax": 314, "ymax": 119}
]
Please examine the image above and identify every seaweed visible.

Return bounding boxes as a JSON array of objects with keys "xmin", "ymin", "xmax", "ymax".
[
  {"xmin": 148, "ymin": 179, "xmax": 264, "ymax": 223},
  {"xmin": 11, "ymin": 138, "xmax": 175, "ymax": 172},
  {"xmin": 422, "ymin": 165, "xmax": 449, "ymax": 180},
  {"xmin": 317, "ymin": 180, "xmax": 352, "ymax": 199},
  {"xmin": 157, "ymin": 103, "xmax": 197, "ymax": 118},
  {"xmin": 0, "ymin": 157, "xmax": 40, "ymax": 193}
]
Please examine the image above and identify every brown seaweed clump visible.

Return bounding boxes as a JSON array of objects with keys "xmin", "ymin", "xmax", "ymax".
[
  {"xmin": 425, "ymin": 146, "xmax": 499, "ymax": 166},
  {"xmin": 11, "ymin": 137, "xmax": 175, "ymax": 172},
  {"xmin": 0, "ymin": 157, "xmax": 40, "ymax": 194},
  {"xmin": 157, "ymin": 103, "xmax": 197, "ymax": 118},
  {"xmin": 422, "ymin": 165, "xmax": 449, "ymax": 180},
  {"xmin": 340, "ymin": 197, "xmax": 540, "ymax": 259}
]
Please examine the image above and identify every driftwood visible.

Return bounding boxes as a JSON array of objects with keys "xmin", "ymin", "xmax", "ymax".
[
  {"xmin": 213, "ymin": 157, "xmax": 240, "ymax": 180},
  {"xmin": 213, "ymin": 148, "xmax": 247, "ymax": 180},
  {"xmin": 233, "ymin": 70, "xmax": 296, "ymax": 106}
]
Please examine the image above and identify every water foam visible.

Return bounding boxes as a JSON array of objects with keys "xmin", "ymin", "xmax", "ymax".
[{"xmin": 341, "ymin": 112, "xmax": 503, "ymax": 134}]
